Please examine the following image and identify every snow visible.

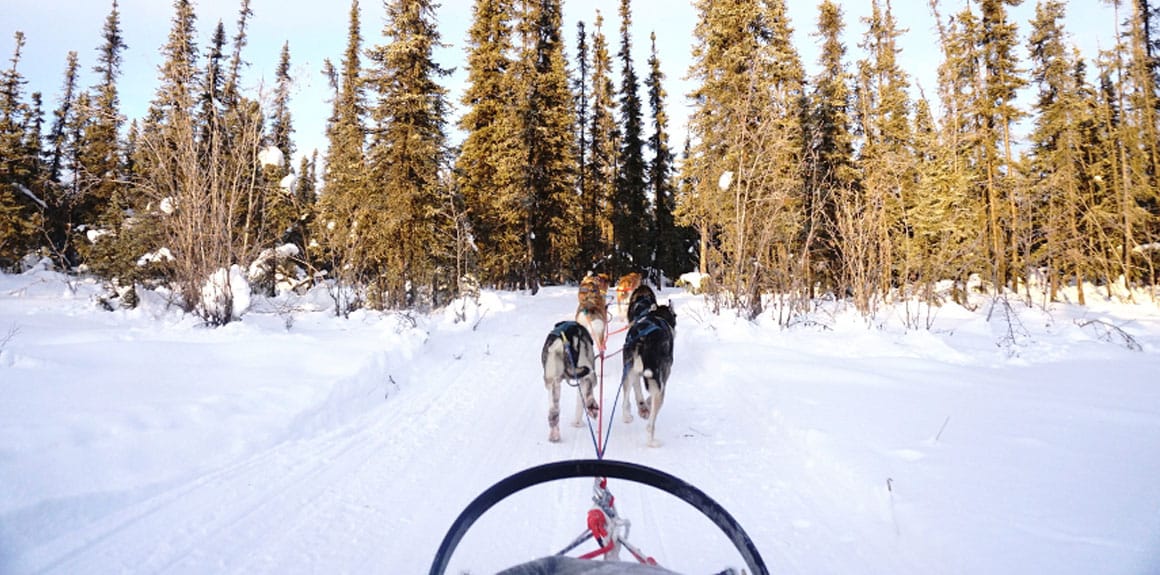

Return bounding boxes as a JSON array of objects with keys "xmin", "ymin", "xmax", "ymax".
[
  {"xmin": 136, "ymin": 247, "xmax": 174, "ymax": 266},
  {"xmin": 85, "ymin": 228, "xmax": 111, "ymax": 244},
  {"xmin": 1, "ymin": 267, "xmax": 1159, "ymax": 574},
  {"xmin": 280, "ymin": 173, "xmax": 298, "ymax": 191},
  {"xmin": 200, "ymin": 265, "xmax": 252, "ymax": 321},
  {"xmin": 676, "ymin": 272, "xmax": 707, "ymax": 294},
  {"xmin": 258, "ymin": 146, "xmax": 285, "ymax": 169},
  {"xmin": 717, "ymin": 171, "xmax": 734, "ymax": 191},
  {"xmin": 14, "ymin": 182, "xmax": 47, "ymax": 209}
]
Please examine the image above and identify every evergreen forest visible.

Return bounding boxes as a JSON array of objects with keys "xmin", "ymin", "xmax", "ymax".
[{"xmin": 2, "ymin": 0, "xmax": 1158, "ymax": 325}]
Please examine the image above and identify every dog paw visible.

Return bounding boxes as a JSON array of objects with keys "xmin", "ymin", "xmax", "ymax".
[
  {"xmin": 622, "ymin": 412, "xmax": 634, "ymax": 424},
  {"xmin": 647, "ymin": 438, "xmax": 663, "ymax": 448},
  {"xmin": 549, "ymin": 427, "xmax": 561, "ymax": 442},
  {"xmin": 637, "ymin": 402, "xmax": 651, "ymax": 419},
  {"xmin": 585, "ymin": 402, "xmax": 599, "ymax": 420}
]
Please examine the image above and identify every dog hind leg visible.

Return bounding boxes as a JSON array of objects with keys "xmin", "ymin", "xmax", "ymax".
[
  {"xmin": 546, "ymin": 375, "xmax": 562, "ymax": 442},
  {"xmin": 620, "ymin": 366, "xmax": 636, "ymax": 424},
  {"xmin": 622, "ymin": 357, "xmax": 646, "ymax": 424},
  {"xmin": 572, "ymin": 386, "xmax": 584, "ymax": 427},
  {"xmin": 646, "ymin": 378, "xmax": 664, "ymax": 448},
  {"xmin": 573, "ymin": 375, "xmax": 599, "ymax": 426},
  {"xmin": 637, "ymin": 368, "xmax": 655, "ymax": 420}
]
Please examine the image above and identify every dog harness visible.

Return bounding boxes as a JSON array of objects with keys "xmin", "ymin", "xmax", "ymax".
[{"xmin": 551, "ymin": 321, "xmax": 588, "ymax": 375}]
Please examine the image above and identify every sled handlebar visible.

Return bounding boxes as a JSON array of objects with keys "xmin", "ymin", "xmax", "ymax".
[{"xmin": 428, "ymin": 459, "xmax": 769, "ymax": 575}]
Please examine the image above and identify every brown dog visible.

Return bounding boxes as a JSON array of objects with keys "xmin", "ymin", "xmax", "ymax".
[
  {"xmin": 576, "ymin": 274, "xmax": 609, "ymax": 352},
  {"xmin": 578, "ymin": 273, "xmax": 610, "ymax": 304},
  {"xmin": 615, "ymin": 272, "xmax": 642, "ymax": 318}
]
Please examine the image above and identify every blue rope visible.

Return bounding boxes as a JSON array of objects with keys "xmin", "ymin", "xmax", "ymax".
[
  {"xmin": 600, "ymin": 373, "xmax": 625, "ymax": 458},
  {"xmin": 555, "ymin": 320, "xmax": 636, "ymax": 459},
  {"xmin": 583, "ymin": 394, "xmax": 602, "ymax": 457},
  {"xmin": 598, "ymin": 319, "xmax": 663, "ymax": 456}
]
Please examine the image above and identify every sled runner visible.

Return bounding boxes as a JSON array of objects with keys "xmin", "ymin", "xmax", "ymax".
[{"xmin": 428, "ymin": 459, "xmax": 769, "ymax": 575}]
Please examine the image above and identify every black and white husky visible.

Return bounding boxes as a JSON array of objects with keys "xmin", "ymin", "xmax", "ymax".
[
  {"xmin": 541, "ymin": 320, "xmax": 600, "ymax": 443},
  {"xmin": 625, "ymin": 284, "xmax": 658, "ymax": 325},
  {"xmin": 620, "ymin": 304, "xmax": 677, "ymax": 447}
]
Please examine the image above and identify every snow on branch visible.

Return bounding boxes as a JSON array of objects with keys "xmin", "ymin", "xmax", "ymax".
[
  {"xmin": 13, "ymin": 183, "xmax": 47, "ymax": 209},
  {"xmin": 258, "ymin": 146, "xmax": 285, "ymax": 168}
]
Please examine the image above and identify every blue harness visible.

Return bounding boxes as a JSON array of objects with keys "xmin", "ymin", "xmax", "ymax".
[
  {"xmin": 623, "ymin": 319, "xmax": 668, "ymax": 366},
  {"xmin": 551, "ymin": 321, "xmax": 585, "ymax": 375}
]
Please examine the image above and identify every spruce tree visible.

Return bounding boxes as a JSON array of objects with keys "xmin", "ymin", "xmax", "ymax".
[
  {"xmin": 314, "ymin": 0, "xmax": 368, "ymax": 315},
  {"xmin": 144, "ymin": 0, "xmax": 203, "ymax": 303},
  {"xmin": 0, "ymin": 32, "xmax": 44, "ymax": 269},
  {"xmin": 1088, "ymin": 1, "xmax": 1156, "ymax": 293},
  {"xmin": 42, "ymin": 51, "xmax": 83, "ymax": 265},
  {"xmin": 586, "ymin": 11, "xmax": 619, "ymax": 275},
  {"xmin": 613, "ymin": 0, "xmax": 649, "ymax": 275},
  {"xmin": 852, "ymin": 0, "xmax": 913, "ymax": 305},
  {"xmin": 77, "ymin": 0, "xmax": 128, "ymax": 264},
  {"xmin": 805, "ymin": 0, "xmax": 856, "ymax": 296},
  {"xmin": 909, "ymin": 91, "xmax": 977, "ymax": 305},
  {"xmin": 224, "ymin": 0, "xmax": 253, "ymax": 107},
  {"xmin": 364, "ymin": 0, "xmax": 451, "ymax": 307},
  {"xmin": 1121, "ymin": 0, "xmax": 1160, "ymax": 287},
  {"xmin": 456, "ymin": 0, "xmax": 521, "ymax": 287},
  {"xmin": 257, "ymin": 41, "xmax": 304, "ymax": 295},
  {"xmin": 263, "ymin": 41, "xmax": 296, "ymax": 239},
  {"xmin": 514, "ymin": 0, "xmax": 578, "ymax": 290},
  {"xmin": 46, "ymin": 52, "xmax": 80, "ymax": 186},
  {"xmin": 929, "ymin": 0, "xmax": 988, "ymax": 300},
  {"xmin": 682, "ymin": 0, "xmax": 806, "ymax": 318},
  {"xmin": 573, "ymin": 20, "xmax": 602, "ymax": 276},
  {"xmin": 87, "ymin": 0, "xmax": 200, "ymax": 297},
  {"xmin": 217, "ymin": 0, "xmax": 272, "ymax": 266},
  {"xmin": 269, "ymin": 42, "xmax": 295, "ymax": 158},
  {"xmin": 151, "ymin": 0, "xmax": 199, "ymax": 130},
  {"xmin": 200, "ymin": 21, "xmax": 228, "ymax": 147},
  {"xmin": 644, "ymin": 31, "xmax": 685, "ymax": 284},
  {"xmin": 0, "ymin": 33, "xmax": 31, "ymax": 191},
  {"xmin": 976, "ymin": 0, "xmax": 1027, "ymax": 291},
  {"xmin": 1026, "ymin": 0, "xmax": 1091, "ymax": 302},
  {"xmin": 25, "ymin": 91, "xmax": 47, "ymax": 203}
]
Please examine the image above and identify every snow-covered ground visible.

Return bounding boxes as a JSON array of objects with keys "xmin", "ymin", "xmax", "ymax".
[{"xmin": 2, "ymin": 265, "xmax": 1159, "ymax": 574}]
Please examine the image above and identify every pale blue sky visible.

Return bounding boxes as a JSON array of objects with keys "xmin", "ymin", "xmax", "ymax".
[{"xmin": 7, "ymin": 0, "xmax": 1119, "ymax": 164}]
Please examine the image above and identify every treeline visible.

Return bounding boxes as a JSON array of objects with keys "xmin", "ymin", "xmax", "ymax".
[
  {"xmin": 683, "ymin": 0, "xmax": 1160, "ymax": 321},
  {"xmin": 1, "ymin": 0, "xmax": 1158, "ymax": 326}
]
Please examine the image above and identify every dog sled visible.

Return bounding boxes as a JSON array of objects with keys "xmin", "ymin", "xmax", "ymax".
[{"xmin": 428, "ymin": 459, "xmax": 769, "ymax": 575}]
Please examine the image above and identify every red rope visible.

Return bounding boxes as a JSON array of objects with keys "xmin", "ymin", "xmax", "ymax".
[
  {"xmin": 577, "ymin": 541, "xmax": 616, "ymax": 561},
  {"xmin": 587, "ymin": 509, "xmax": 609, "ymax": 540},
  {"xmin": 597, "ymin": 350, "xmax": 604, "ymax": 457}
]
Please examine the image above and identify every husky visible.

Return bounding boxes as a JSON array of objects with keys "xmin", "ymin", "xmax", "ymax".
[
  {"xmin": 541, "ymin": 320, "xmax": 600, "ymax": 443},
  {"xmin": 620, "ymin": 304, "xmax": 677, "ymax": 447},
  {"xmin": 625, "ymin": 284, "xmax": 657, "ymax": 325},
  {"xmin": 576, "ymin": 275, "xmax": 610, "ymax": 352},
  {"xmin": 575, "ymin": 294, "xmax": 608, "ymax": 353},
  {"xmin": 614, "ymin": 272, "xmax": 642, "ymax": 318},
  {"xmin": 577, "ymin": 273, "xmax": 610, "ymax": 304}
]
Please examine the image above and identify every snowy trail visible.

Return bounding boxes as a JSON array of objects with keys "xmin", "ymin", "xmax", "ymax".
[{"xmin": 4, "ymin": 275, "xmax": 1160, "ymax": 574}]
